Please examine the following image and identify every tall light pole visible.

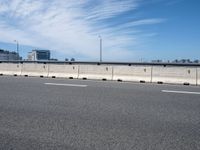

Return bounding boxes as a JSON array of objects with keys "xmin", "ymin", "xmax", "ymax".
[
  {"xmin": 14, "ymin": 40, "xmax": 19, "ymax": 60},
  {"xmin": 99, "ymin": 35, "xmax": 102, "ymax": 62}
]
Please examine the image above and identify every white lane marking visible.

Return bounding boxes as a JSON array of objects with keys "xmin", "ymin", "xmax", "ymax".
[
  {"xmin": 44, "ymin": 83, "xmax": 88, "ymax": 87},
  {"xmin": 162, "ymin": 90, "xmax": 200, "ymax": 95}
]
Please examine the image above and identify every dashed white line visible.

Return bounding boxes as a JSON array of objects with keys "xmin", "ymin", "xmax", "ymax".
[
  {"xmin": 44, "ymin": 83, "xmax": 88, "ymax": 87},
  {"xmin": 162, "ymin": 90, "xmax": 200, "ymax": 95}
]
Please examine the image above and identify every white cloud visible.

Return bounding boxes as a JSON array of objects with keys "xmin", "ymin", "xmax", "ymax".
[{"xmin": 0, "ymin": 0, "xmax": 164, "ymax": 61}]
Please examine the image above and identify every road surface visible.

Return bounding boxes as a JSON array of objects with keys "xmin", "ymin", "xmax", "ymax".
[{"xmin": 0, "ymin": 76, "xmax": 200, "ymax": 150}]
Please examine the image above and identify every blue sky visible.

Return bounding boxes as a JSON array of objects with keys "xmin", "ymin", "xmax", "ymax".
[{"xmin": 0, "ymin": 0, "xmax": 199, "ymax": 61}]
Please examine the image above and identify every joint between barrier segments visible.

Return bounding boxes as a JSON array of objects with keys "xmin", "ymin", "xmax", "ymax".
[{"xmin": 150, "ymin": 66, "xmax": 153, "ymax": 83}]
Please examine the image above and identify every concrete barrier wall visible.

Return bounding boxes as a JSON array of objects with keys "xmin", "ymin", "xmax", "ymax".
[
  {"xmin": 21, "ymin": 63, "xmax": 49, "ymax": 77},
  {"xmin": 0, "ymin": 63, "xmax": 22, "ymax": 76},
  {"xmin": 152, "ymin": 66, "xmax": 197, "ymax": 85},
  {"xmin": 78, "ymin": 65, "xmax": 113, "ymax": 80},
  {"xmin": 48, "ymin": 64, "xmax": 79, "ymax": 78},
  {"xmin": 113, "ymin": 65, "xmax": 152, "ymax": 82},
  {"xmin": 0, "ymin": 62, "xmax": 200, "ymax": 86}
]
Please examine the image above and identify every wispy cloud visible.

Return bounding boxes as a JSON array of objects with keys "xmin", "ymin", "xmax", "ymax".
[
  {"xmin": 125, "ymin": 18, "xmax": 165, "ymax": 26},
  {"xmin": 84, "ymin": 0, "xmax": 138, "ymax": 21},
  {"xmin": 0, "ymin": 0, "xmax": 165, "ymax": 61}
]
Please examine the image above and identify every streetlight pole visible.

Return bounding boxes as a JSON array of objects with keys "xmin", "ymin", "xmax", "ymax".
[
  {"xmin": 99, "ymin": 35, "xmax": 102, "ymax": 62},
  {"xmin": 14, "ymin": 40, "xmax": 19, "ymax": 60}
]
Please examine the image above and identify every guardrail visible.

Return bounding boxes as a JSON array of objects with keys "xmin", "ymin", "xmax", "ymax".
[
  {"xmin": 0, "ymin": 60, "xmax": 200, "ymax": 67},
  {"xmin": 0, "ymin": 61, "xmax": 200, "ymax": 86}
]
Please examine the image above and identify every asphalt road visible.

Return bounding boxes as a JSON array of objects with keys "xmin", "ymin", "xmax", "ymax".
[{"xmin": 0, "ymin": 76, "xmax": 200, "ymax": 150}]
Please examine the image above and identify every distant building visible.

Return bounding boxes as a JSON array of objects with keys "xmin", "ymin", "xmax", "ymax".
[
  {"xmin": 194, "ymin": 60, "xmax": 200, "ymax": 63},
  {"xmin": 49, "ymin": 58, "xmax": 58, "ymax": 61},
  {"xmin": 70, "ymin": 58, "xmax": 75, "ymax": 61},
  {"xmin": 28, "ymin": 50, "xmax": 50, "ymax": 61},
  {"xmin": 0, "ymin": 49, "xmax": 21, "ymax": 61},
  {"xmin": 151, "ymin": 60, "xmax": 162, "ymax": 63},
  {"xmin": 172, "ymin": 59, "xmax": 194, "ymax": 64}
]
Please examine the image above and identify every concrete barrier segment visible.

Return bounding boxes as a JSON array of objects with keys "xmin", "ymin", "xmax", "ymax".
[
  {"xmin": 21, "ymin": 63, "xmax": 49, "ymax": 77},
  {"xmin": 78, "ymin": 65, "xmax": 113, "ymax": 80},
  {"xmin": 0, "ymin": 63, "xmax": 22, "ymax": 76},
  {"xmin": 113, "ymin": 65, "xmax": 152, "ymax": 82},
  {"xmin": 48, "ymin": 64, "xmax": 79, "ymax": 79},
  {"xmin": 152, "ymin": 66, "xmax": 197, "ymax": 85}
]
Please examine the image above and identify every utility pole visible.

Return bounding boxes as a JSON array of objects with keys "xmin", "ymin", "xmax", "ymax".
[
  {"xmin": 99, "ymin": 35, "xmax": 102, "ymax": 62},
  {"xmin": 14, "ymin": 40, "xmax": 19, "ymax": 60}
]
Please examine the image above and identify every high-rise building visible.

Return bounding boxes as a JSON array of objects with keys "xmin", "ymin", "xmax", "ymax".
[
  {"xmin": 0, "ymin": 49, "xmax": 21, "ymax": 60},
  {"xmin": 27, "ymin": 50, "xmax": 50, "ymax": 61}
]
